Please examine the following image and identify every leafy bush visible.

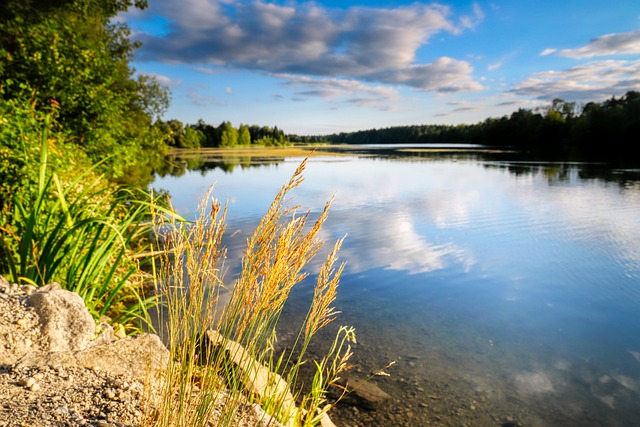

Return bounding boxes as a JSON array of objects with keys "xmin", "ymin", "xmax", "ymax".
[{"xmin": 0, "ymin": 93, "xmax": 158, "ymax": 333}]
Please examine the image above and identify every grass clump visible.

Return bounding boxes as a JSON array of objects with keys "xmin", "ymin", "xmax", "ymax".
[
  {"xmin": 0, "ymin": 93, "xmax": 162, "ymax": 333},
  {"xmin": 149, "ymin": 156, "xmax": 354, "ymax": 427}
]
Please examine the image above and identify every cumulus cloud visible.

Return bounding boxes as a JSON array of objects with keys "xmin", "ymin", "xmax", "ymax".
[
  {"xmin": 274, "ymin": 73, "xmax": 399, "ymax": 110},
  {"xmin": 276, "ymin": 73, "xmax": 397, "ymax": 97},
  {"xmin": 126, "ymin": 0, "xmax": 483, "ymax": 94},
  {"xmin": 511, "ymin": 59, "xmax": 640, "ymax": 101},
  {"xmin": 375, "ymin": 57, "xmax": 484, "ymax": 91},
  {"xmin": 556, "ymin": 30, "xmax": 640, "ymax": 58}
]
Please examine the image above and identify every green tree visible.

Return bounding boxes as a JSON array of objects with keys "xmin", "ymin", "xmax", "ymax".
[
  {"xmin": 0, "ymin": 0, "xmax": 169, "ymax": 179},
  {"xmin": 156, "ymin": 119, "xmax": 184, "ymax": 147},
  {"xmin": 193, "ymin": 119, "xmax": 220, "ymax": 147},
  {"xmin": 238, "ymin": 124, "xmax": 251, "ymax": 145},
  {"xmin": 219, "ymin": 121, "xmax": 238, "ymax": 147},
  {"xmin": 183, "ymin": 126, "xmax": 205, "ymax": 148}
]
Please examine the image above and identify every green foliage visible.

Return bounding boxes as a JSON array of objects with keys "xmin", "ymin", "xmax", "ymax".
[
  {"xmin": 237, "ymin": 124, "xmax": 251, "ymax": 146},
  {"xmin": 219, "ymin": 121, "xmax": 238, "ymax": 147},
  {"xmin": 304, "ymin": 91, "xmax": 640, "ymax": 156},
  {"xmin": 1, "ymin": 0, "xmax": 170, "ymax": 180},
  {"xmin": 190, "ymin": 120, "xmax": 289, "ymax": 148},
  {"xmin": 155, "ymin": 119, "xmax": 206, "ymax": 149},
  {"xmin": 0, "ymin": 90, "xmax": 86, "ymax": 221},
  {"xmin": 0, "ymin": 93, "xmax": 161, "ymax": 333},
  {"xmin": 249, "ymin": 124, "xmax": 287, "ymax": 146},
  {"xmin": 183, "ymin": 126, "xmax": 206, "ymax": 148}
]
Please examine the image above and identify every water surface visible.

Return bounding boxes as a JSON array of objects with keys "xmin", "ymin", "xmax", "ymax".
[{"xmin": 152, "ymin": 146, "xmax": 640, "ymax": 427}]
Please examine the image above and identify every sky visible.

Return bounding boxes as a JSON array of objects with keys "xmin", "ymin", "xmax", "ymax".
[{"xmin": 121, "ymin": 0, "xmax": 640, "ymax": 135}]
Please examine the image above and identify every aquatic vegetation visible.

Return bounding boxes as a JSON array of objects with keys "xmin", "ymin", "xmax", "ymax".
[{"xmin": 149, "ymin": 156, "xmax": 354, "ymax": 426}]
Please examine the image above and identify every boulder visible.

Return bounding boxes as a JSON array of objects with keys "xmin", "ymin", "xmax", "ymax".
[
  {"xmin": 27, "ymin": 283, "xmax": 95, "ymax": 352},
  {"xmin": 17, "ymin": 282, "xmax": 169, "ymax": 379},
  {"xmin": 15, "ymin": 333, "xmax": 169, "ymax": 379},
  {"xmin": 341, "ymin": 377, "xmax": 391, "ymax": 409}
]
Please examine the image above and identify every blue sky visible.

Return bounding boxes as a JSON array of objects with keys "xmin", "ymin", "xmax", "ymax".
[{"xmin": 121, "ymin": 0, "xmax": 640, "ymax": 135}]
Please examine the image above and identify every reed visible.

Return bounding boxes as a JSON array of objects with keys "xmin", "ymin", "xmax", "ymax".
[
  {"xmin": 0, "ymin": 111, "xmax": 159, "ymax": 332},
  {"xmin": 148, "ymin": 156, "xmax": 354, "ymax": 426}
]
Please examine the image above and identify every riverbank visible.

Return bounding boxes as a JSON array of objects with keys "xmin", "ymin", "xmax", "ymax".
[{"xmin": 0, "ymin": 275, "xmax": 287, "ymax": 427}]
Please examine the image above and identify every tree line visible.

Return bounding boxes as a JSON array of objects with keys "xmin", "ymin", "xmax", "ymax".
[
  {"xmin": 1, "ymin": 0, "xmax": 288, "ymax": 192},
  {"xmin": 2, "ymin": 0, "xmax": 637, "ymax": 180},
  {"xmin": 1, "ymin": 0, "xmax": 170, "ymax": 183},
  {"xmin": 291, "ymin": 92, "xmax": 640, "ymax": 157},
  {"xmin": 155, "ymin": 119, "xmax": 288, "ymax": 149}
]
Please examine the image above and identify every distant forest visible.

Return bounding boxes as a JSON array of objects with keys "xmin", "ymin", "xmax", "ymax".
[
  {"xmin": 157, "ymin": 92, "xmax": 639, "ymax": 157},
  {"xmin": 155, "ymin": 119, "xmax": 287, "ymax": 148},
  {"xmin": 290, "ymin": 91, "xmax": 640, "ymax": 154}
]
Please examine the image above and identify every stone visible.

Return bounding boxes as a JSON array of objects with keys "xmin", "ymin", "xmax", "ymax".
[
  {"xmin": 18, "ymin": 377, "xmax": 36, "ymax": 388},
  {"xmin": 319, "ymin": 410, "xmax": 338, "ymax": 427},
  {"xmin": 341, "ymin": 377, "xmax": 391, "ymax": 409},
  {"xmin": 206, "ymin": 329, "xmax": 297, "ymax": 427},
  {"xmin": 250, "ymin": 403, "xmax": 286, "ymax": 427},
  {"xmin": 0, "ymin": 275, "xmax": 282, "ymax": 427},
  {"xmin": 21, "ymin": 285, "xmax": 36, "ymax": 296},
  {"xmin": 27, "ymin": 284, "xmax": 96, "ymax": 352},
  {"xmin": 15, "ymin": 334, "xmax": 169, "ymax": 380}
]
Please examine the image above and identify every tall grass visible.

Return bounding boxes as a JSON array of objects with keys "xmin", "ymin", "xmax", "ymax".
[
  {"xmin": 149, "ymin": 156, "xmax": 354, "ymax": 426},
  {"xmin": 0, "ymin": 111, "xmax": 161, "ymax": 332}
]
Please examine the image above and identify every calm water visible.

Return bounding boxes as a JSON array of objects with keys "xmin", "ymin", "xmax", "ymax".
[{"xmin": 152, "ymin": 146, "xmax": 640, "ymax": 427}]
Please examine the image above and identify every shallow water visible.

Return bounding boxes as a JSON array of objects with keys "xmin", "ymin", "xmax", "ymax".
[{"xmin": 152, "ymin": 146, "xmax": 640, "ymax": 426}]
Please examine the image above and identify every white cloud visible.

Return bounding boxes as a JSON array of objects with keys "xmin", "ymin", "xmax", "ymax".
[
  {"xmin": 274, "ymin": 73, "xmax": 399, "ymax": 110},
  {"xmin": 458, "ymin": 3, "xmax": 485, "ymax": 31},
  {"xmin": 126, "ymin": 0, "xmax": 484, "ymax": 94},
  {"xmin": 276, "ymin": 73, "xmax": 398, "ymax": 98},
  {"xmin": 187, "ymin": 90, "xmax": 223, "ymax": 106},
  {"xmin": 512, "ymin": 59, "xmax": 640, "ymax": 101},
  {"xmin": 539, "ymin": 48, "xmax": 557, "ymax": 57},
  {"xmin": 377, "ymin": 57, "xmax": 484, "ymax": 92},
  {"xmin": 557, "ymin": 29, "xmax": 640, "ymax": 58}
]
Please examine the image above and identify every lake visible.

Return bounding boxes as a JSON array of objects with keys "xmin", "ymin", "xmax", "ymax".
[{"xmin": 152, "ymin": 145, "xmax": 640, "ymax": 427}]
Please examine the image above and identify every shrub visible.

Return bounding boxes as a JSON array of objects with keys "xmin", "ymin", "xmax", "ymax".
[{"xmin": 0, "ymin": 93, "xmax": 159, "ymax": 333}]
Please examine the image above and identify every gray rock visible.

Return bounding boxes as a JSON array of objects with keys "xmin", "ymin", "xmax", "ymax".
[
  {"xmin": 15, "ymin": 334, "xmax": 169, "ymax": 380},
  {"xmin": 27, "ymin": 284, "xmax": 96, "ymax": 352},
  {"xmin": 342, "ymin": 377, "xmax": 391, "ymax": 409}
]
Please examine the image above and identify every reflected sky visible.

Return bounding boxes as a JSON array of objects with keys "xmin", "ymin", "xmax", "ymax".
[
  {"xmin": 152, "ymin": 155, "xmax": 640, "ymax": 285},
  {"xmin": 152, "ymin": 152, "xmax": 640, "ymax": 425}
]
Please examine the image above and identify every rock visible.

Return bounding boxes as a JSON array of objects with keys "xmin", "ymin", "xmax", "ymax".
[
  {"xmin": 18, "ymin": 377, "xmax": 36, "ymax": 388},
  {"xmin": 206, "ymin": 329, "xmax": 297, "ymax": 427},
  {"xmin": 27, "ymin": 284, "xmax": 96, "ymax": 352},
  {"xmin": 250, "ymin": 403, "xmax": 287, "ymax": 427},
  {"xmin": 0, "ymin": 275, "xmax": 279, "ymax": 427},
  {"xmin": 21, "ymin": 285, "xmax": 36, "ymax": 296},
  {"xmin": 15, "ymin": 334, "xmax": 169, "ymax": 380},
  {"xmin": 319, "ymin": 410, "xmax": 338, "ymax": 427},
  {"xmin": 92, "ymin": 322, "xmax": 116, "ymax": 347},
  {"xmin": 342, "ymin": 377, "xmax": 391, "ymax": 409}
]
